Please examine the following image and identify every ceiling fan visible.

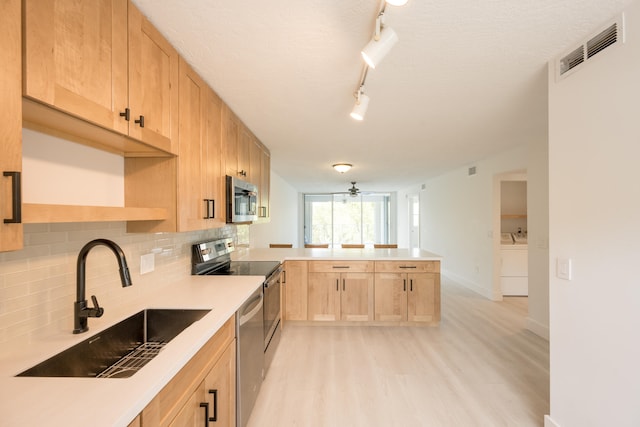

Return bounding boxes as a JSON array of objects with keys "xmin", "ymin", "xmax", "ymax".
[{"xmin": 348, "ymin": 181, "xmax": 360, "ymax": 197}]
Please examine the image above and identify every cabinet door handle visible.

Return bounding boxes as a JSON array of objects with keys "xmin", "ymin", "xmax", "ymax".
[
  {"xmin": 3, "ymin": 171, "xmax": 21, "ymax": 224},
  {"xmin": 208, "ymin": 389, "xmax": 218, "ymax": 422},
  {"xmin": 336, "ymin": 279, "xmax": 339, "ymax": 291},
  {"xmin": 119, "ymin": 108, "xmax": 130, "ymax": 121},
  {"xmin": 403, "ymin": 279, "xmax": 406, "ymax": 292},
  {"xmin": 282, "ymin": 270, "xmax": 286, "ymax": 284},
  {"xmin": 343, "ymin": 279, "xmax": 345, "ymax": 291},
  {"xmin": 410, "ymin": 279, "xmax": 413, "ymax": 292},
  {"xmin": 203, "ymin": 199, "xmax": 215, "ymax": 219},
  {"xmin": 134, "ymin": 115, "xmax": 145, "ymax": 128},
  {"xmin": 200, "ymin": 402, "xmax": 209, "ymax": 426}
]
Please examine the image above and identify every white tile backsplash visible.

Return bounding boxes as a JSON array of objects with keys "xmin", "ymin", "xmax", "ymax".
[{"xmin": 0, "ymin": 222, "xmax": 239, "ymax": 347}]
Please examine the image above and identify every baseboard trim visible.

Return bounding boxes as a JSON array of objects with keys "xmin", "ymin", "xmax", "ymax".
[
  {"xmin": 526, "ymin": 316, "xmax": 550, "ymax": 340},
  {"xmin": 442, "ymin": 270, "xmax": 493, "ymax": 299},
  {"xmin": 544, "ymin": 415, "xmax": 560, "ymax": 427}
]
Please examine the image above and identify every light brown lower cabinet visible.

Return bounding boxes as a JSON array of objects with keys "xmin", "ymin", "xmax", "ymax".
[
  {"xmin": 139, "ymin": 316, "xmax": 236, "ymax": 427},
  {"xmin": 283, "ymin": 261, "xmax": 308, "ymax": 321},
  {"xmin": 307, "ymin": 261, "xmax": 374, "ymax": 322},
  {"xmin": 169, "ymin": 344, "xmax": 236, "ymax": 427},
  {"xmin": 374, "ymin": 261, "xmax": 441, "ymax": 323}
]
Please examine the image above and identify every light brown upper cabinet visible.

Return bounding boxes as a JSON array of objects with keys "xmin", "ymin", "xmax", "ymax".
[
  {"xmin": 222, "ymin": 107, "xmax": 250, "ymax": 179},
  {"xmin": 0, "ymin": 0, "xmax": 23, "ymax": 252},
  {"xmin": 250, "ymin": 136, "xmax": 271, "ymax": 221},
  {"xmin": 126, "ymin": 60, "xmax": 224, "ymax": 233},
  {"xmin": 23, "ymin": 0, "xmax": 179, "ymax": 154}
]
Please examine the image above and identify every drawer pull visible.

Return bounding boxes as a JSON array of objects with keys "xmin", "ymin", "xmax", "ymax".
[
  {"xmin": 208, "ymin": 389, "xmax": 218, "ymax": 422},
  {"xmin": 200, "ymin": 402, "xmax": 209, "ymax": 426},
  {"xmin": 399, "ymin": 265, "xmax": 417, "ymax": 269},
  {"xmin": 332, "ymin": 266, "xmax": 350, "ymax": 269}
]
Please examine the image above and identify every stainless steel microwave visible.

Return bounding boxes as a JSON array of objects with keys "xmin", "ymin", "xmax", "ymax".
[{"xmin": 226, "ymin": 175, "xmax": 258, "ymax": 223}]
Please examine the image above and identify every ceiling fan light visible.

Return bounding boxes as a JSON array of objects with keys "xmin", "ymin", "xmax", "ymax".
[
  {"xmin": 350, "ymin": 93, "xmax": 370, "ymax": 121},
  {"xmin": 333, "ymin": 163, "xmax": 353, "ymax": 173},
  {"xmin": 361, "ymin": 26, "xmax": 399, "ymax": 69}
]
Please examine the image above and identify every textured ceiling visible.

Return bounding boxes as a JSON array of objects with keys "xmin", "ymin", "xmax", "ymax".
[{"xmin": 132, "ymin": 0, "xmax": 632, "ymax": 193}]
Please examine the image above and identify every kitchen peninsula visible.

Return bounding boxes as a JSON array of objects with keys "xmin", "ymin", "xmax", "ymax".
[{"xmin": 234, "ymin": 247, "xmax": 442, "ymax": 326}]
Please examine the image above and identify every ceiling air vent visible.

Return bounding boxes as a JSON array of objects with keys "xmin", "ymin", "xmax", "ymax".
[{"xmin": 556, "ymin": 14, "xmax": 625, "ymax": 80}]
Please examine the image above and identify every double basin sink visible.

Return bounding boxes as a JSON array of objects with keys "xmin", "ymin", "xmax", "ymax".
[{"xmin": 18, "ymin": 309, "xmax": 210, "ymax": 378}]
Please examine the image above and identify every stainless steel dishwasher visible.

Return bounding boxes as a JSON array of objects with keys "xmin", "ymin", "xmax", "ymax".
[{"xmin": 236, "ymin": 286, "xmax": 265, "ymax": 427}]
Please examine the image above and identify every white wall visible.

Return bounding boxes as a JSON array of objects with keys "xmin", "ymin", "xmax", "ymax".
[
  {"xmin": 419, "ymin": 146, "xmax": 528, "ymax": 299},
  {"xmin": 527, "ymin": 129, "xmax": 550, "ymax": 340},
  {"xmin": 249, "ymin": 171, "xmax": 299, "ymax": 248},
  {"xmin": 547, "ymin": 3, "xmax": 640, "ymax": 426}
]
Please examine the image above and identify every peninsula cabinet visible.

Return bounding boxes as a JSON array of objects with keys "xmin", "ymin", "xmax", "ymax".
[
  {"xmin": 0, "ymin": 0, "xmax": 22, "ymax": 252},
  {"xmin": 23, "ymin": 0, "xmax": 179, "ymax": 155},
  {"xmin": 140, "ymin": 316, "xmax": 236, "ymax": 427},
  {"xmin": 374, "ymin": 261, "xmax": 441, "ymax": 324},
  {"xmin": 283, "ymin": 261, "xmax": 308, "ymax": 321},
  {"xmin": 125, "ymin": 59, "xmax": 224, "ymax": 233},
  {"xmin": 307, "ymin": 261, "xmax": 374, "ymax": 322}
]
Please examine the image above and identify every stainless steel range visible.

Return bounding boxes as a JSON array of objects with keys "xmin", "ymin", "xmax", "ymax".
[{"xmin": 192, "ymin": 237, "xmax": 282, "ymax": 427}]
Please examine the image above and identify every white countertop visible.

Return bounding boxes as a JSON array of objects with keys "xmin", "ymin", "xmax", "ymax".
[
  {"xmin": 0, "ymin": 275, "xmax": 263, "ymax": 427},
  {"xmin": 0, "ymin": 248, "xmax": 442, "ymax": 426},
  {"xmin": 233, "ymin": 247, "xmax": 442, "ymax": 262}
]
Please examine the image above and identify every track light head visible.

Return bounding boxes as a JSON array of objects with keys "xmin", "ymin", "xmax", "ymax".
[
  {"xmin": 385, "ymin": 0, "xmax": 409, "ymax": 6},
  {"xmin": 361, "ymin": 25, "xmax": 398, "ymax": 69},
  {"xmin": 350, "ymin": 89, "xmax": 369, "ymax": 121}
]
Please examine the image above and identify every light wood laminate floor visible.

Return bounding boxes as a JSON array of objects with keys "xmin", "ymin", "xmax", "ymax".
[{"xmin": 248, "ymin": 277, "xmax": 549, "ymax": 427}]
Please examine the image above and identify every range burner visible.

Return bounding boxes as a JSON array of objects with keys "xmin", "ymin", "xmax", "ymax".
[{"xmin": 191, "ymin": 238, "xmax": 279, "ymax": 278}]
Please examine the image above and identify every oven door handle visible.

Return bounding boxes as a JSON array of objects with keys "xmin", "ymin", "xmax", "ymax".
[{"xmin": 238, "ymin": 292, "xmax": 264, "ymax": 326}]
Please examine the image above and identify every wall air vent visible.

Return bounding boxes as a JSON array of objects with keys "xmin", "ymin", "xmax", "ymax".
[
  {"xmin": 587, "ymin": 22, "xmax": 618, "ymax": 58},
  {"xmin": 556, "ymin": 14, "xmax": 625, "ymax": 80},
  {"xmin": 559, "ymin": 46, "xmax": 585, "ymax": 75}
]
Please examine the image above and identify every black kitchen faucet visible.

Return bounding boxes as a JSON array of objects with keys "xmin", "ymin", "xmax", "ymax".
[{"xmin": 73, "ymin": 239, "xmax": 132, "ymax": 334}]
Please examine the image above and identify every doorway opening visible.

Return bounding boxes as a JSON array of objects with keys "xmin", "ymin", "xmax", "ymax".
[{"xmin": 493, "ymin": 172, "xmax": 528, "ymax": 300}]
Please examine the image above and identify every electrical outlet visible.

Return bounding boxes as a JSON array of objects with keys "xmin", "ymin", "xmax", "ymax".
[{"xmin": 140, "ymin": 253, "xmax": 155, "ymax": 275}]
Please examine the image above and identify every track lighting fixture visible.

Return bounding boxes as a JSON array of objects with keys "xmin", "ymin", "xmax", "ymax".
[
  {"xmin": 348, "ymin": 0, "xmax": 405, "ymax": 120},
  {"xmin": 350, "ymin": 88, "xmax": 369, "ymax": 121},
  {"xmin": 350, "ymin": 66, "xmax": 369, "ymax": 121},
  {"xmin": 385, "ymin": 0, "xmax": 409, "ymax": 6},
  {"xmin": 361, "ymin": 9, "xmax": 399, "ymax": 69},
  {"xmin": 333, "ymin": 163, "xmax": 353, "ymax": 173}
]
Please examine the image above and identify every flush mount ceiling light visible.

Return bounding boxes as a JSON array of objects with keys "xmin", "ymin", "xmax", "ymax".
[
  {"xmin": 361, "ymin": 8, "xmax": 399, "ymax": 69},
  {"xmin": 333, "ymin": 163, "xmax": 353, "ymax": 173}
]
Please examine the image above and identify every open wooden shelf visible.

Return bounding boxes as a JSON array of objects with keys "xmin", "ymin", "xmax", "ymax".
[{"xmin": 22, "ymin": 204, "xmax": 168, "ymax": 224}]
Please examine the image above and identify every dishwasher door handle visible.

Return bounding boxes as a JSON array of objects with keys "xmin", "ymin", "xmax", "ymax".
[{"xmin": 238, "ymin": 292, "xmax": 264, "ymax": 326}]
